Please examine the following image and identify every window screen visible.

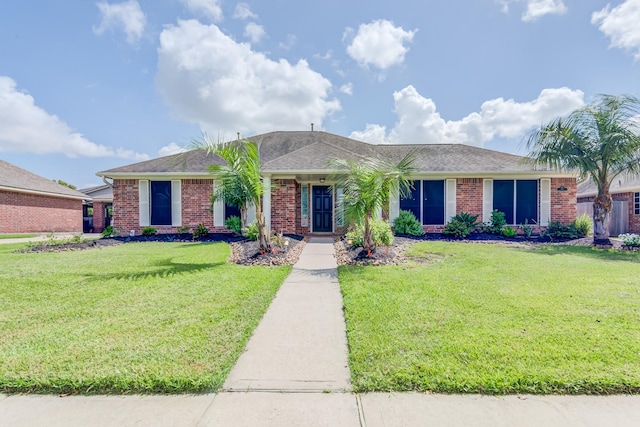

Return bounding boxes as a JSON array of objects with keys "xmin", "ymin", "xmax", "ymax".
[
  {"xmin": 493, "ymin": 180, "xmax": 514, "ymax": 224},
  {"xmin": 516, "ymin": 180, "xmax": 538, "ymax": 224},
  {"xmin": 150, "ymin": 181, "xmax": 172, "ymax": 225},
  {"xmin": 422, "ymin": 180, "xmax": 445, "ymax": 225},
  {"xmin": 400, "ymin": 180, "xmax": 421, "ymax": 222}
]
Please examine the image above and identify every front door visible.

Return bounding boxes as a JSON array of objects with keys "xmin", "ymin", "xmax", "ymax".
[{"xmin": 312, "ymin": 186, "xmax": 333, "ymax": 232}]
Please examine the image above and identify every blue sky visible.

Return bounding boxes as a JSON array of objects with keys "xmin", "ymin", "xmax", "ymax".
[{"xmin": 1, "ymin": 0, "xmax": 639, "ymax": 188}]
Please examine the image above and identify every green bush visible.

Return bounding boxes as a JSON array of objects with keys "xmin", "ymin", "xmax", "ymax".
[
  {"xmin": 502, "ymin": 226, "xmax": 517, "ymax": 238},
  {"xmin": 101, "ymin": 226, "xmax": 115, "ymax": 238},
  {"xmin": 345, "ymin": 219, "xmax": 394, "ymax": 247},
  {"xmin": 619, "ymin": 233, "xmax": 640, "ymax": 247},
  {"xmin": 573, "ymin": 214, "xmax": 592, "ymax": 237},
  {"xmin": 141, "ymin": 227, "xmax": 157, "ymax": 236},
  {"xmin": 544, "ymin": 221, "xmax": 579, "ymax": 240},
  {"xmin": 393, "ymin": 210, "xmax": 425, "ymax": 236},
  {"xmin": 519, "ymin": 219, "xmax": 534, "ymax": 238},
  {"xmin": 225, "ymin": 216, "xmax": 242, "ymax": 234},
  {"xmin": 443, "ymin": 212, "xmax": 479, "ymax": 238},
  {"xmin": 177, "ymin": 225, "xmax": 190, "ymax": 234},
  {"xmin": 488, "ymin": 210, "xmax": 507, "ymax": 234},
  {"xmin": 193, "ymin": 224, "xmax": 209, "ymax": 239},
  {"xmin": 243, "ymin": 221, "xmax": 259, "ymax": 241}
]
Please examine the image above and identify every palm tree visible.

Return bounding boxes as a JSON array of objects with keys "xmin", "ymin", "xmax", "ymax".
[
  {"xmin": 330, "ymin": 150, "xmax": 417, "ymax": 254},
  {"xmin": 197, "ymin": 137, "xmax": 271, "ymax": 251},
  {"xmin": 526, "ymin": 94, "xmax": 640, "ymax": 243}
]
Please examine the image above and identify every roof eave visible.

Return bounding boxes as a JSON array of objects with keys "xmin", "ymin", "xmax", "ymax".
[{"xmin": 0, "ymin": 185, "xmax": 89, "ymax": 201}]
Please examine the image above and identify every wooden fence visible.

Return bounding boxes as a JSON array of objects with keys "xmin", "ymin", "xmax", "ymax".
[{"xmin": 577, "ymin": 201, "xmax": 628, "ymax": 236}]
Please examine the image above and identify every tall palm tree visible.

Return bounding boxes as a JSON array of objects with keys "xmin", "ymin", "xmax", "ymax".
[
  {"xmin": 197, "ymin": 137, "xmax": 271, "ymax": 251},
  {"xmin": 526, "ymin": 94, "xmax": 640, "ymax": 243},
  {"xmin": 330, "ymin": 150, "xmax": 417, "ymax": 254}
]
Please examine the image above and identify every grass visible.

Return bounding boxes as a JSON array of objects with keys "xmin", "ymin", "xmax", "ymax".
[
  {"xmin": 0, "ymin": 242, "xmax": 290, "ymax": 394},
  {"xmin": 339, "ymin": 242, "xmax": 640, "ymax": 394},
  {"xmin": 0, "ymin": 234, "xmax": 38, "ymax": 239}
]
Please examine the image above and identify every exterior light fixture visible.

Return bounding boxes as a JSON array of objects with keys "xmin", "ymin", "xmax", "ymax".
[{"xmin": 319, "ymin": 177, "xmax": 326, "ymax": 183}]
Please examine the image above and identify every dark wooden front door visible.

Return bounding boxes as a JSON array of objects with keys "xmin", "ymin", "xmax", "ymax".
[{"xmin": 312, "ymin": 186, "xmax": 332, "ymax": 232}]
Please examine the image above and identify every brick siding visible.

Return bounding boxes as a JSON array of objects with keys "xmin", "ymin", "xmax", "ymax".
[
  {"xmin": 0, "ymin": 190, "xmax": 82, "ymax": 233},
  {"xmin": 457, "ymin": 178, "xmax": 483, "ymax": 218},
  {"xmin": 550, "ymin": 177, "xmax": 577, "ymax": 224},
  {"xmin": 92, "ymin": 201, "xmax": 107, "ymax": 233},
  {"xmin": 271, "ymin": 179, "xmax": 298, "ymax": 234}
]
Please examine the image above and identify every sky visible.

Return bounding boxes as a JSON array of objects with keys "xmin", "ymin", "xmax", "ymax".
[{"xmin": 1, "ymin": 0, "xmax": 639, "ymax": 189}]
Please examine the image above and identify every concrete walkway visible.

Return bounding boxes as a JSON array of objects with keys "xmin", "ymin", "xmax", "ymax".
[
  {"xmin": 2, "ymin": 237, "xmax": 640, "ymax": 426},
  {"xmin": 224, "ymin": 237, "xmax": 351, "ymax": 392}
]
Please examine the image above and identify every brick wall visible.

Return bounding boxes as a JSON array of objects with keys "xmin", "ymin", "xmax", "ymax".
[
  {"xmin": 550, "ymin": 177, "xmax": 577, "ymax": 224},
  {"xmin": 93, "ymin": 201, "xmax": 106, "ymax": 233},
  {"xmin": 182, "ymin": 179, "xmax": 214, "ymax": 230},
  {"xmin": 0, "ymin": 190, "xmax": 82, "ymax": 233},
  {"xmin": 113, "ymin": 179, "xmax": 216, "ymax": 235},
  {"xmin": 611, "ymin": 192, "xmax": 640, "ymax": 234},
  {"xmin": 271, "ymin": 179, "xmax": 298, "ymax": 234},
  {"xmin": 457, "ymin": 178, "xmax": 483, "ymax": 218}
]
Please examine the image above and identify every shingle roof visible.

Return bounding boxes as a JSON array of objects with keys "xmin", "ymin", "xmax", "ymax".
[
  {"xmin": 97, "ymin": 130, "xmax": 564, "ymax": 177},
  {"xmin": 577, "ymin": 174, "xmax": 640, "ymax": 197},
  {"xmin": 0, "ymin": 160, "xmax": 89, "ymax": 199}
]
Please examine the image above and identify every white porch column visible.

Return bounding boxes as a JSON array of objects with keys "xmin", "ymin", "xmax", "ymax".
[{"xmin": 263, "ymin": 176, "xmax": 271, "ymax": 232}]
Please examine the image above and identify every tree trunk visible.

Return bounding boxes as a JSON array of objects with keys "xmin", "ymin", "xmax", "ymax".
[
  {"xmin": 362, "ymin": 214, "xmax": 376, "ymax": 256},
  {"xmin": 593, "ymin": 193, "xmax": 612, "ymax": 244},
  {"xmin": 240, "ymin": 205, "xmax": 247, "ymax": 232},
  {"xmin": 255, "ymin": 211, "xmax": 271, "ymax": 252}
]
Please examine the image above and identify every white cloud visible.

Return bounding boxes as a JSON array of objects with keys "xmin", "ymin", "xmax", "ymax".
[
  {"xmin": 157, "ymin": 20, "xmax": 340, "ymax": 136},
  {"xmin": 0, "ymin": 76, "xmax": 148, "ymax": 160},
  {"xmin": 349, "ymin": 85, "xmax": 584, "ymax": 146},
  {"xmin": 279, "ymin": 34, "xmax": 297, "ymax": 50},
  {"xmin": 93, "ymin": 0, "xmax": 146, "ymax": 44},
  {"xmin": 522, "ymin": 0, "xmax": 567, "ymax": 22},
  {"xmin": 180, "ymin": 0, "xmax": 223, "ymax": 22},
  {"xmin": 498, "ymin": 0, "xmax": 567, "ymax": 22},
  {"xmin": 233, "ymin": 2, "xmax": 257, "ymax": 20},
  {"xmin": 244, "ymin": 22, "xmax": 265, "ymax": 43},
  {"xmin": 345, "ymin": 20, "xmax": 416, "ymax": 69},
  {"xmin": 339, "ymin": 83, "xmax": 353, "ymax": 95},
  {"xmin": 158, "ymin": 142, "xmax": 188, "ymax": 157},
  {"xmin": 592, "ymin": 0, "xmax": 640, "ymax": 60}
]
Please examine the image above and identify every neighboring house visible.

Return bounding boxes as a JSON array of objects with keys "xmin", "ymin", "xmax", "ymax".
[
  {"xmin": 577, "ymin": 175, "xmax": 640, "ymax": 236},
  {"xmin": 96, "ymin": 131, "xmax": 577, "ymax": 236},
  {"xmin": 79, "ymin": 184, "xmax": 113, "ymax": 233},
  {"xmin": 0, "ymin": 160, "xmax": 88, "ymax": 233}
]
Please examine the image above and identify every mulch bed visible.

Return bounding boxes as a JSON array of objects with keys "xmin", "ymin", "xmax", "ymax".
[
  {"xmin": 334, "ymin": 233, "xmax": 626, "ymax": 266},
  {"xmin": 15, "ymin": 233, "xmax": 307, "ymax": 266},
  {"xmin": 16, "ymin": 232, "xmax": 627, "ymax": 267}
]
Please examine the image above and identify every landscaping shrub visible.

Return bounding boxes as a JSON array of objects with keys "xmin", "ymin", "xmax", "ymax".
[
  {"xmin": 225, "ymin": 215, "xmax": 242, "ymax": 234},
  {"xmin": 478, "ymin": 210, "xmax": 506, "ymax": 235},
  {"xmin": 101, "ymin": 225, "xmax": 115, "ymax": 238},
  {"xmin": 619, "ymin": 233, "xmax": 640, "ymax": 247},
  {"xmin": 193, "ymin": 224, "xmax": 209, "ymax": 239},
  {"xmin": 544, "ymin": 221, "xmax": 579, "ymax": 240},
  {"xmin": 345, "ymin": 219, "xmax": 394, "ymax": 248},
  {"xmin": 177, "ymin": 225, "xmax": 190, "ymax": 234},
  {"xmin": 141, "ymin": 227, "xmax": 157, "ymax": 236},
  {"xmin": 393, "ymin": 210, "xmax": 425, "ymax": 236},
  {"xmin": 443, "ymin": 212, "xmax": 478, "ymax": 238},
  {"xmin": 573, "ymin": 214, "xmax": 592, "ymax": 237},
  {"xmin": 519, "ymin": 219, "xmax": 534, "ymax": 238},
  {"xmin": 502, "ymin": 226, "xmax": 517, "ymax": 238},
  {"xmin": 244, "ymin": 221, "xmax": 259, "ymax": 241}
]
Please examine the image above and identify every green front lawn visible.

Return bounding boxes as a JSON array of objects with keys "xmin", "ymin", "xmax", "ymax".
[
  {"xmin": 0, "ymin": 242, "xmax": 290, "ymax": 394},
  {"xmin": 340, "ymin": 242, "xmax": 640, "ymax": 394},
  {"xmin": 0, "ymin": 234, "xmax": 38, "ymax": 239}
]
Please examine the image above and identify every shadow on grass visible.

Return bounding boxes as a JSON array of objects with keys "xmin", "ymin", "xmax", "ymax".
[
  {"xmin": 525, "ymin": 244, "xmax": 640, "ymax": 263},
  {"xmin": 87, "ymin": 257, "xmax": 225, "ymax": 282}
]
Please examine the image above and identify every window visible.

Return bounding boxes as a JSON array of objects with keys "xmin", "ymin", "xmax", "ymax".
[
  {"xmin": 150, "ymin": 181, "xmax": 172, "ymax": 225},
  {"xmin": 140, "ymin": 180, "xmax": 181, "ymax": 227},
  {"xmin": 423, "ymin": 180, "xmax": 445, "ymax": 225},
  {"xmin": 225, "ymin": 203, "xmax": 240, "ymax": 220},
  {"xmin": 635, "ymin": 192, "xmax": 640, "ymax": 215},
  {"xmin": 400, "ymin": 180, "xmax": 421, "ymax": 221},
  {"xmin": 493, "ymin": 180, "xmax": 538, "ymax": 225}
]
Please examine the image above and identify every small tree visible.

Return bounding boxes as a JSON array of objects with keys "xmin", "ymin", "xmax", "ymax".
[
  {"xmin": 196, "ymin": 137, "xmax": 271, "ymax": 252},
  {"xmin": 526, "ymin": 94, "xmax": 640, "ymax": 243},
  {"xmin": 330, "ymin": 151, "xmax": 416, "ymax": 255}
]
